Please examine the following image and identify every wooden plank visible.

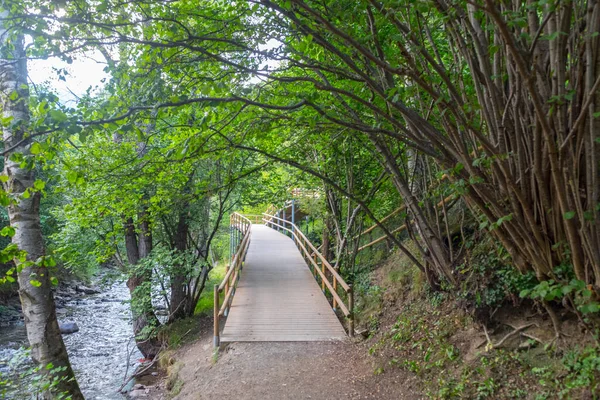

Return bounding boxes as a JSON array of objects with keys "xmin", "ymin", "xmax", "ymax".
[{"xmin": 220, "ymin": 224, "xmax": 346, "ymax": 342}]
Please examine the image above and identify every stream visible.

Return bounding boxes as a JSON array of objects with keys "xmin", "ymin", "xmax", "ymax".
[{"xmin": 0, "ymin": 278, "xmax": 141, "ymax": 399}]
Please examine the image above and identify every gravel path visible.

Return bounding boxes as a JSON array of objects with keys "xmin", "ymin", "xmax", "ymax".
[{"xmin": 162, "ymin": 333, "xmax": 422, "ymax": 400}]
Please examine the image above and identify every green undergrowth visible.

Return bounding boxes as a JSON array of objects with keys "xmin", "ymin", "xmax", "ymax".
[
  {"xmin": 193, "ymin": 261, "xmax": 226, "ymax": 315},
  {"xmin": 365, "ymin": 293, "xmax": 600, "ymax": 399},
  {"xmin": 358, "ymin": 245, "xmax": 600, "ymax": 399},
  {"xmin": 159, "ymin": 317, "xmax": 201, "ymax": 349},
  {"xmin": 159, "ymin": 262, "xmax": 227, "ymax": 349}
]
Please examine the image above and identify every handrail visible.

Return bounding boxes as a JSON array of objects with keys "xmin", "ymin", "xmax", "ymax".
[
  {"xmin": 356, "ymin": 193, "xmax": 456, "ymax": 252},
  {"xmin": 241, "ymin": 214, "xmax": 263, "ymax": 224},
  {"xmin": 262, "ymin": 212, "xmax": 354, "ymax": 337},
  {"xmin": 353, "ymin": 205, "xmax": 407, "ymax": 240},
  {"xmin": 213, "ymin": 212, "xmax": 252, "ymax": 347}
]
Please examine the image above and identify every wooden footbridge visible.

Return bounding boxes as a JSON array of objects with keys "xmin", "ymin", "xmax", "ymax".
[{"xmin": 213, "ymin": 212, "xmax": 354, "ymax": 346}]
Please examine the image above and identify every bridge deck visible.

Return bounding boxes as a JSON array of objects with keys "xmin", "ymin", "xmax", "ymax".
[{"xmin": 220, "ymin": 224, "xmax": 346, "ymax": 342}]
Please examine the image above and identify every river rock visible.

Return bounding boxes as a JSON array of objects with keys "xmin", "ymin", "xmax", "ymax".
[
  {"xmin": 56, "ymin": 308, "xmax": 67, "ymax": 315},
  {"xmin": 100, "ymin": 298, "xmax": 123, "ymax": 303},
  {"xmin": 59, "ymin": 322, "xmax": 79, "ymax": 334},
  {"xmin": 76, "ymin": 285, "xmax": 101, "ymax": 295},
  {"xmin": 129, "ymin": 389, "xmax": 148, "ymax": 399}
]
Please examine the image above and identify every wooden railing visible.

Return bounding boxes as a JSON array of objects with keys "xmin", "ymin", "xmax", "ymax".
[
  {"xmin": 262, "ymin": 212, "xmax": 354, "ymax": 337},
  {"xmin": 241, "ymin": 214, "xmax": 263, "ymax": 224},
  {"xmin": 356, "ymin": 193, "xmax": 455, "ymax": 252},
  {"xmin": 213, "ymin": 212, "xmax": 252, "ymax": 347}
]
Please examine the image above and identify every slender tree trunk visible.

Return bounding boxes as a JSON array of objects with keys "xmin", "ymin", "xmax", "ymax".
[
  {"xmin": 124, "ymin": 216, "xmax": 161, "ymax": 358},
  {"xmin": 0, "ymin": 20, "xmax": 83, "ymax": 399},
  {"xmin": 322, "ymin": 216, "xmax": 331, "ymax": 262},
  {"xmin": 169, "ymin": 210, "xmax": 189, "ymax": 322}
]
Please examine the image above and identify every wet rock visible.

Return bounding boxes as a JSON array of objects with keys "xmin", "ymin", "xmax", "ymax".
[
  {"xmin": 56, "ymin": 308, "xmax": 68, "ymax": 315},
  {"xmin": 129, "ymin": 391, "xmax": 146, "ymax": 398},
  {"xmin": 59, "ymin": 322, "xmax": 79, "ymax": 334},
  {"xmin": 76, "ymin": 285, "xmax": 101, "ymax": 295},
  {"xmin": 129, "ymin": 387, "xmax": 148, "ymax": 398}
]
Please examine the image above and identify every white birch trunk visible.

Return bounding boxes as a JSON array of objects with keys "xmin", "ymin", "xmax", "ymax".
[{"xmin": 0, "ymin": 13, "xmax": 83, "ymax": 399}]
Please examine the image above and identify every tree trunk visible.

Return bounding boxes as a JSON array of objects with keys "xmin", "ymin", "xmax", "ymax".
[
  {"xmin": 322, "ymin": 217, "xmax": 331, "ymax": 262},
  {"xmin": 0, "ymin": 19, "xmax": 83, "ymax": 399},
  {"xmin": 124, "ymin": 216, "xmax": 161, "ymax": 358},
  {"xmin": 169, "ymin": 210, "xmax": 189, "ymax": 322}
]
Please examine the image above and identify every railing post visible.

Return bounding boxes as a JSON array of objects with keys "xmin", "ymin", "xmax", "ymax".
[
  {"xmin": 213, "ymin": 284, "xmax": 220, "ymax": 347},
  {"xmin": 230, "ymin": 220, "xmax": 234, "ymax": 262},
  {"xmin": 321, "ymin": 261, "xmax": 326, "ymax": 293},
  {"xmin": 333, "ymin": 278, "xmax": 338, "ymax": 311},
  {"xmin": 224, "ymin": 265, "xmax": 230, "ymax": 316},
  {"xmin": 348, "ymin": 284, "xmax": 354, "ymax": 337},
  {"xmin": 291, "ymin": 199, "xmax": 295, "ymax": 235}
]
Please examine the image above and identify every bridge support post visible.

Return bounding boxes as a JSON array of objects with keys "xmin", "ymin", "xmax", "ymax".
[{"xmin": 214, "ymin": 284, "xmax": 220, "ymax": 347}]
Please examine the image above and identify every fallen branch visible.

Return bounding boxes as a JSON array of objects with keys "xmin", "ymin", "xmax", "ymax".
[
  {"xmin": 482, "ymin": 323, "xmax": 537, "ymax": 350},
  {"xmin": 117, "ymin": 345, "xmax": 165, "ymax": 393},
  {"xmin": 493, "ymin": 323, "xmax": 537, "ymax": 349}
]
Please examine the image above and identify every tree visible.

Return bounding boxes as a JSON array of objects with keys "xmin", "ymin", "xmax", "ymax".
[
  {"xmin": 6, "ymin": 0, "xmax": 599, "ymax": 324},
  {"xmin": 0, "ymin": 7, "xmax": 83, "ymax": 399}
]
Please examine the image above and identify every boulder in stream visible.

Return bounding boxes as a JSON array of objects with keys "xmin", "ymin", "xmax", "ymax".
[
  {"xmin": 75, "ymin": 285, "xmax": 101, "ymax": 295},
  {"xmin": 59, "ymin": 322, "xmax": 79, "ymax": 334}
]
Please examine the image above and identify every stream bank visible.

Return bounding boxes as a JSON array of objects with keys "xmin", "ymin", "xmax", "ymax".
[{"xmin": 0, "ymin": 276, "xmax": 143, "ymax": 399}]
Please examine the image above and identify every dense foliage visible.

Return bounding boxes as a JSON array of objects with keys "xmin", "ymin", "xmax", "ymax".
[{"xmin": 0, "ymin": 0, "xmax": 598, "ymax": 397}]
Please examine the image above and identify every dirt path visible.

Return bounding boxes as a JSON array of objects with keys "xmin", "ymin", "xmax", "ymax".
[{"xmin": 150, "ymin": 324, "xmax": 422, "ymax": 400}]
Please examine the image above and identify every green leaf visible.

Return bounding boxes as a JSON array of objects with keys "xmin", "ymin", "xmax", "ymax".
[
  {"xmin": 29, "ymin": 279, "xmax": 42, "ymax": 287},
  {"xmin": 49, "ymin": 109, "xmax": 68, "ymax": 123},
  {"xmin": 519, "ymin": 289, "xmax": 531, "ymax": 298},
  {"xmin": 30, "ymin": 142, "xmax": 43, "ymax": 155},
  {"xmin": 579, "ymin": 302, "xmax": 600, "ymax": 314},
  {"xmin": 0, "ymin": 175, "xmax": 8, "ymax": 183},
  {"xmin": 66, "ymin": 171, "xmax": 78, "ymax": 184},
  {"xmin": 563, "ymin": 211, "xmax": 576, "ymax": 220},
  {"xmin": 34, "ymin": 179, "xmax": 45, "ymax": 190},
  {"xmin": 0, "ymin": 192, "xmax": 10, "ymax": 207},
  {"xmin": 50, "ymin": 276, "xmax": 58, "ymax": 286},
  {"xmin": 0, "ymin": 226, "xmax": 15, "ymax": 237},
  {"xmin": 41, "ymin": 256, "xmax": 57, "ymax": 267}
]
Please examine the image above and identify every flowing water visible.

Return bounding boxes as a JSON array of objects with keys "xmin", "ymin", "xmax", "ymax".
[{"xmin": 0, "ymin": 278, "xmax": 141, "ymax": 399}]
